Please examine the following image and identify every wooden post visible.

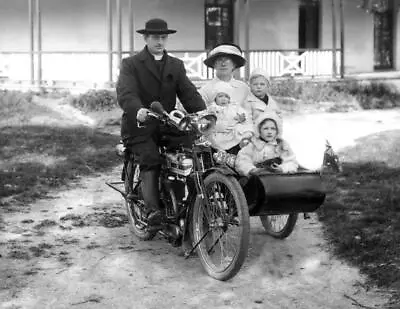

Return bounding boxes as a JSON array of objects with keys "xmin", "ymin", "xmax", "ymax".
[
  {"xmin": 107, "ymin": 0, "xmax": 113, "ymax": 85},
  {"xmin": 116, "ymin": 0, "xmax": 122, "ymax": 65},
  {"xmin": 36, "ymin": 0, "xmax": 42, "ymax": 87},
  {"xmin": 244, "ymin": 0, "xmax": 250, "ymax": 80},
  {"xmin": 339, "ymin": 0, "xmax": 345, "ymax": 78},
  {"xmin": 129, "ymin": 0, "xmax": 134, "ymax": 55},
  {"xmin": 29, "ymin": 0, "xmax": 35, "ymax": 84},
  {"xmin": 232, "ymin": 0, "xmax": 241, "ymax": 79},
  {"xmin": 331, "ymin": 0, "xmax": 337, "ymax": 78},
  {"xmin": 233, "ymin": 0, "xmax": 240, "ymax": 45}
]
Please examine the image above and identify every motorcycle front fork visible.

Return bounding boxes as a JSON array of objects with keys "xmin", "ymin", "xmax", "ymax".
[{"xmin": 182, "ymin": 171, "xmax": 213, "ymax": 259}]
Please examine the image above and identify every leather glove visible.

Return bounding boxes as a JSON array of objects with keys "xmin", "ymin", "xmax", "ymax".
[{"xmin": 136, "ymin": 108, "xmax": 150, "ymax": 123}]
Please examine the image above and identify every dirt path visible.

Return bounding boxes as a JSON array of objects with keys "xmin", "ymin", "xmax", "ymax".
[
  {"xmin": 0, "ymin": 169, "xmax": 391, "ymax": 309},
  {"xmin": 2, "ymin": 108, "xmax": 400, "ymax": 309}
]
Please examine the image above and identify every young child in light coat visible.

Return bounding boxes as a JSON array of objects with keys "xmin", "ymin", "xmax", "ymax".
[
  {"xmin": 243, "ymin": 68, "xmax": 281, "ymax": 120},
  {"xmin": 235, "ymin": 111, "xmax": 298, "ymax": 176},
  {"xmin": 206, "ymin": 81, "xmax": 254, "ymax": 154}
]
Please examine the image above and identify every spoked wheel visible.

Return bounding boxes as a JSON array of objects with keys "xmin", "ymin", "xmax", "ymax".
[
  {"xmin": 124, "ymin": 160, "xmax": 156, "ymax": 241},
  {"xmin": 259, "ymin": 213, "xmax": 298, "ymax": 239},
  {"xmin": 192, "ymin": 173, "xmax": 250, "ymax": 281}
]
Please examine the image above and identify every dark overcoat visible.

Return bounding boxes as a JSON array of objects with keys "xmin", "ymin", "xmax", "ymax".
[{"xmin": 116, "ymin": 47, "xmax": 206, "ymax": 143}]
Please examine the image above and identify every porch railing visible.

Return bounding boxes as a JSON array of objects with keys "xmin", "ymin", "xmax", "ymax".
[
  {"xmin": 0, "ymin": 49, "xmax": 341, "ymax": 90},
  {"xmin": 244, "ymin": 49, "xmax": 342, "ymax": 78}
]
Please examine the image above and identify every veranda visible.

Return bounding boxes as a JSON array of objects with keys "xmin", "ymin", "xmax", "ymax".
[{"xmin": 0, "ymin": 0, "xmax": 348, "ymax": 90}]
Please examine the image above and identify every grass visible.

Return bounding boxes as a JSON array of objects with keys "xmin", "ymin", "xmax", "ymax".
[
  {"xmin": 318, "ymin": 130, "xmax": 400, "ymax": 304},
  {"xmin": 0, "ymin": 91, "xmax": 120, "ymax": 210},
  {"xmin": 270, "ymin": 79, "xmax": 400, "ymax": 112}
]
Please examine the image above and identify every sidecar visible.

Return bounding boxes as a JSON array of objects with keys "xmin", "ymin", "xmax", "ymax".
[{"xmin": 237, "ymin": 167, "xmax": 326, "ymax": 238}]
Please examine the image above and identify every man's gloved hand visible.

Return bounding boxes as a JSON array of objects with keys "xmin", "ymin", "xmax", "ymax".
[{"xmin": 137, "ymin": 108, "xmax": 150, "ymax": 123}]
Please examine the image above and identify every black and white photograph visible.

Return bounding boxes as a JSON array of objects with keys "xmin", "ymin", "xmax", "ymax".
[{"xmin": 1, "ymin": 0, "xmax": 400, "ymax": 308}]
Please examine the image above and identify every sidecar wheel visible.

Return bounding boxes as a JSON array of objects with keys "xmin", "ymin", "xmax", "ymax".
[
  {"xmin": 192, "ymin": 173, "xmax": 250, "ymax": 281},
  {"xmin": 124, "ymin": 161, "xmax": 156, "ymax": 241},
  {"xmin": 259, "ymin": 214, "xmax": 298, "ymax": 239}
]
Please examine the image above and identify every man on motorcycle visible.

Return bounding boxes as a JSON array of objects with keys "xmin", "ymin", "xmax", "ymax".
[{"xmin": 116, "ymin": 18, "xmax": 206, "ymax": 226}]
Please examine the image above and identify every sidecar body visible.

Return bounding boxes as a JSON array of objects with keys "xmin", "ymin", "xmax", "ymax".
[{"xmin": 240, "ymin": 168, "xmax": 326, "ymax": 217}]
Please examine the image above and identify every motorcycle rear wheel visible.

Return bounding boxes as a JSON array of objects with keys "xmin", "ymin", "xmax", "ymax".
[
  {"xmin": 259, "ymin": 213, "xmax": 298, "ymax": 239},
  {"xmin": 124, "ymin": 160, "xmax": 156, "ymax": 241},
  {"xmin": 192, "ymin": 173, "xmax": 250, "ymax": 281}
]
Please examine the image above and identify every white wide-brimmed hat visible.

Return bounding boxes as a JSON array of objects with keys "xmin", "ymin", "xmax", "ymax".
[{"xmin": 204, "ymin": 43, "xmax": 246, "ymax": 69}]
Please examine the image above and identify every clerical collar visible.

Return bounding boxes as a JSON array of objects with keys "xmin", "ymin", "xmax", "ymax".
[{"xmin": 146, "ymin": 46, "xmax": 164, "ymax": 61}]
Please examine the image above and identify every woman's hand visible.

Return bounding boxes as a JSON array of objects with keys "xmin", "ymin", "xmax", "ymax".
[{"xmin": 239, "ymin": 137, "xmax": 251, "ymax": 148}]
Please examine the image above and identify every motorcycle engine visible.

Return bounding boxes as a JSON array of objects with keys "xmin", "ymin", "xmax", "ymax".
[{"xmin": 164, "ymin": 152, "xmax": 193, "ymax": 178}]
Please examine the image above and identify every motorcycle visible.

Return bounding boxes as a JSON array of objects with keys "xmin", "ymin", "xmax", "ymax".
[
  {"xmin": 107, "ymin": 102, "xmax": 250, "ymax": 281},
  {"xmin": 107, "ymin": 102, "xmax": 331, "ymax": 280}
]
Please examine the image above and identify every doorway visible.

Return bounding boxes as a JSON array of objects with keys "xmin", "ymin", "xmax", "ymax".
[
  {"xmin": 204, "ymin": 0, "xmax": 234, "ymax": 50},
  {"xmin": 373, "ymin": 1, "xmax": 394, "ymax": 70},
  {"xmin": 298, "ymin": 0, "xmax": 320, "ymax": 49}
]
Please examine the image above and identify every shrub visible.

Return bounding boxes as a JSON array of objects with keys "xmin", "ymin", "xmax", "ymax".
[
  {"xmin": 0, "ymin": 90, "xmax": 37, "ymax": 125},
  {"xmin": 341, "ymin": 81, "xmax": 400, "ymax": 109},
  {"xmin": 69, "ymin": 90, "xmax": 117, "ymax": 112},
  {"xmin": 269, "ymin": 78, "xmax": 400, "ymax": 109},
  {"xmin": 269, "ymin": 79, "xmax": 352, "ymax": 104},
  {"xmin": 0, "ymin": 90, "xmax": 34, "ymax": 106},
  {"xmin": 64, "ymin": 79, "xmax": 400, "ymax": 113}
]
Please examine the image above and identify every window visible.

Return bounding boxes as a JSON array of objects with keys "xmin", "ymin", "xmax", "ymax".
[{"xmin": 204, "ymin": 0, "xmax": 234, "ymax": 50}]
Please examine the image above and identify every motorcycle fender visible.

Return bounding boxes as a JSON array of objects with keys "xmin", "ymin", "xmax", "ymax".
[{"xmin": 202, "ymin": 166, "xmax": 238, "ymax": 178}]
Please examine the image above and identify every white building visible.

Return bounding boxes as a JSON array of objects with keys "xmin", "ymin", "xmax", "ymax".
[{"xmin": 0, "ymin": 0, "xmax": 399, "ymax": 88}]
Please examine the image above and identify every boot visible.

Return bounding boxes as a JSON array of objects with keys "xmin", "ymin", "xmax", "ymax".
[{"xmin": 140, "ymin": 169, "xmax": 163, "ymax": 226}]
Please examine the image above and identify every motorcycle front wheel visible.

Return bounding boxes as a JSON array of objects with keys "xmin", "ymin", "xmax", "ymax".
[
  {"xmin": 124, "ymin": 160, "xmax": 156, "ymax": 241},
  {"xmin": 192, "ymin": 172, "xmax": 250, "ymax": 281}
]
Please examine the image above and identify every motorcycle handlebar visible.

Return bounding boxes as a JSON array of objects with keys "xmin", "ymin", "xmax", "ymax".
[
  {"xmin": 138, "ymin": 102, "xmax": 215, "ymax": 136},
  {"xmin": 150, "ymin": 101, "xmax": 166, "ymax": 115},
  {"xmin": 143, "ymin": 109, "xmax": 184, "ymax": 132}
]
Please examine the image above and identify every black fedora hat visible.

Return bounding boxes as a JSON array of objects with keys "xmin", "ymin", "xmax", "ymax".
[{"xmin": 137, "ymin": 18, "xmax": 177, "ymax": 35}]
